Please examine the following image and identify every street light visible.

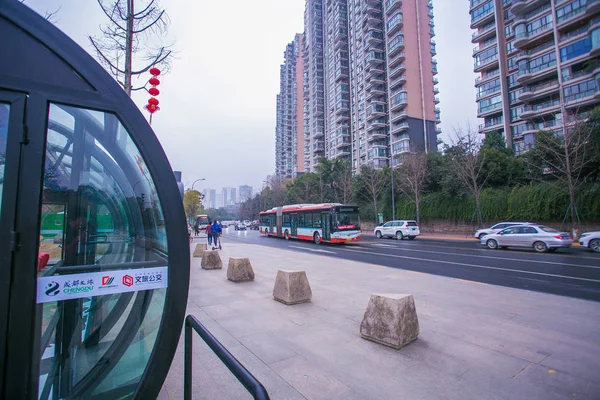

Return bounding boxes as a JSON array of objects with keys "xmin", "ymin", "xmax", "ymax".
[{"xmin": 191, "ymin": 178, "xmax": 205, "ymax": 191}]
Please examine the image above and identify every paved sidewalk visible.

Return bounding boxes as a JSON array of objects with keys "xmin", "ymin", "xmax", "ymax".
[{"xmin": 160, "ymin": 239, "xmax": 600, "ymax": 400}]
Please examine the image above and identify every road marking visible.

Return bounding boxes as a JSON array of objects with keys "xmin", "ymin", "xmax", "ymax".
[
  {"xmin": 341, "ymin": 247, "xmax": 600, "ymax": 283},
  {"xmin": 360, "ymin": 243, "xmax": 600, "ymax": 269},
  {"xmin": 289, "ymin": 245, "xmax": 336, "ymax": 254},
  {"xmin": 455, "ymin": 278, "xmax": 487, "ymax": 285}
]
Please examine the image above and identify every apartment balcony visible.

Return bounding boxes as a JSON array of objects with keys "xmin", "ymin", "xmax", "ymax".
[
  {"xmin": 367, "ymin": 74, "xmax": 386, "ymax": 86},
  {"xmin": 390, "ymin": 91, "xmax": 408, "ymax": 112},
  {"xmin": 388, "ymin": 51, "xmax": 405, "ymax": 69},
  {"xmin": 388, "ymin": 36, "xmax": 405, "ymax": 57},
  {"xmin": 363, "ymin": 12, "xmax": 382, "ymax": 28},
  {"xmin": 477, "ymin": 103, "xmax": 502, "ymax": 118},
  {"xmin": 390, "ymin": 121, "xmax": 409, "ymax": 135},
  {"xmin": 368, "ymin": 103, "xmax": 386, "ymax": 117},
  {"xmin": 313, "ymin": 128, "xmax": 325, "ymax": 138},
  {"xmin": 518, "ymin": 80, "xmax": 559, "ymax": 102},
  {"xmin": 365, "ymin": 51, "xmax": 385, "ymax": 65},
  {"xmin": 389, "ymin": 74, "xmax": 406, "ymax": 89},
  {"xmin": 389, "ymin": 62, "xmax": 406, "ymax": 79},
  {"xmin": 390, "ymin": 110, "xmax": 407, "ymax": 123},
  {"xmin": 367, "ymin": 130, "xmax": 388, "ymax": 141},
  {"xmin": 565, "ymin": 87, "xmax": 599, "ymax": 108},
  {"xmin": 471, "ymin": 23, "xmax": 496, "ymax": 44},
  {"xmin": 520, "ymin": 99, "xmax": 561, "ymax": 119},
  {"xmin": 434, "ymin": 87, "xmax": 439, "ymax": 94},
  {"xmin": 366, "ymin": 64, "xmax": 385, "ymax": 76},
  {"xmin": 470, "ymin": 7, "xmax": 495, "ymax": 30},
  {"xmin": 368, "ymin": 85, "xmax": 386, "ymax": 96},
  {"xmin": 334, "ymin": 137, "xmax": 351, "ymax": 149},
  {"xmin": 334, "ymin": 36, "xmax": 348, "ymax": 50},
  {"xmin": 514, "ymin": 24, "xmax": 554, "ymax": 49},
  {"xmin": 387, "ymin": 13, "xmax": 403, "ymax": 36},
  {"xmin": 588, "ymin": 0, "xmax": 600, "ymax": 14},
  {"xmin": 366, "ymin": 119, "xmax": 387, "ymax": 132},
  {"xmin": 473, "ymin": 40, "xmax": 497, "ymax": 56},
  {"xmin": 434, "ymin": 96, "xmax": 440, "ymax": 104},
  {"xmin": 385, "ymin": 0, "xmax": 402, "ymax": 15},
  {"xmin": 362, "ymin": 0, "xmax": 382, "ymax": 14},
  {"xmin": 511, "ymin": 0, "xmax": 549, "ymax": 16},
  {"xmin": 478, "ymin": 119, "xmax": 504, "ymax": 134},
  {"xmin": 335, "ymin": 67, "xmax": 349, "ymax": 82},
  {"xmin": 473, "ymin": 54, "xmax": 499, "ymax": 73},
  {"xmin": 365, "ymin": 30, "xmax": 384, "ymax": 45},
  {"xmin": 312, "ymin": 142, "xmax": 325, "ymax": 152},
  {"xmin": 335, "ymin": 112, "xmax": 350, "ymax": 123},
  {"xmin": 516, "ymin": 64, "xmax": 557, "ymax": 84}
]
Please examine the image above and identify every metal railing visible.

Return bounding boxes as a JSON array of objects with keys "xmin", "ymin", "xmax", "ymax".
[{"xmin": 184, "ymin": 315, "xmax": 270, "ymax": 400}]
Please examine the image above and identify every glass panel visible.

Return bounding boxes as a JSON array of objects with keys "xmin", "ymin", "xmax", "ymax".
[
  {"xmin": 0, "ymin": 103, "xmax": 9, "ymax": 217},
  {"xmin": 37, "ymin": 104, "xmax": 168, "ymax": 399}
]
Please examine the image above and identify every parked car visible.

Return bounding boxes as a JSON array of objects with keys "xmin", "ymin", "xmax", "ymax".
[
  {"xmin": 235, "ymin": 223, "xmax": 246, "ymax": 231},
  {"xmin": 579, "ymin": 231, "xmax": 600, "ymax": 253},
  {"xmin": 481, "ymin": 224, "xmax": 572, "ymax": 253},
  {"xmin": 221, "ymin": 221, "xmax": 228, "ymax": 228},
  {"xmin": 374, "ymin": 220, "xmax": 420, "ymax": 240},
  {"xmin": 474, "ymin": 222, "xmax": 529, "ymax": 239}
]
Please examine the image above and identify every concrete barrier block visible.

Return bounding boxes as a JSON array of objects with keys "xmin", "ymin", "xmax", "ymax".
[
  {"xmin": 192, "ymin": 243, "xmax": 207, "ymax": 258},
  {"xmin": 227, "ymin": 257, "xmax": 255, "ymax": 282},
  {"xmin": 273, "ymin": 270, "xmax": 312, "ymax": 305},
  {"xmin": 360, "ymin": 294, "xmax": 419, "ymax": 349},
  {"xmin": 201, "ymin": 250, "xmax": 222, "ymax": 270}
]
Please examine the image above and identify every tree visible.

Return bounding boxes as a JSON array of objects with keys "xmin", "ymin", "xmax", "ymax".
[
  {"xmin": 446, "ymin": 125, "xmax": 492, "ymax": 227},
  {"xmin": 89, "ymin": 0, "xmax": 173, "ymax": 96},
  {"xmin": 331, "ymin": 159, "xmax": 354, "ymax": 204},
  {"xmin": 183, "ymin": 189, "xmax": 204, "ymax": 220},
  {"xmin": 525, "ymin": 114, "xmax": 600, "ymax": 237},
  {"xmin": 355, "ymin": 165, "xmax": 388, "ymax": 221},
  {"xmin": 394, "ymin": 153, "xmax": 428, "ymax": 225}
]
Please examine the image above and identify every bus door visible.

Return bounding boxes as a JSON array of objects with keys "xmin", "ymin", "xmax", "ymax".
[
  {"xmin": 276, "ymin": 207, "xmax": 283, "ymax": 237},
  {"xmin": 290, "ymin": 213, "xmax": 298, "ymax": 237},
  {"xmin": 322, "ymin": 212, "xmax": 331, "ymax": 241}
]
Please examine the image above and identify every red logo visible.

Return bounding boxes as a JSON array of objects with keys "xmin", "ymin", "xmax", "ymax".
[
  {"xmin": 102, "ymin": 276, "xmax": 114, "ymax": 285},
  {"xmin": 122, "ymin": 275, "xmax": 134, "ymax": 287}
]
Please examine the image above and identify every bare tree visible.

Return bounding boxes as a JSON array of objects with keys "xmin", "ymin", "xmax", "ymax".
[
  {"xmin": 525, "ymin": 114, "xmax": 599, "ymax": 237},
  {"xmin": 394, "ymin": 152, "xmax": 428, "ymax": 225},
  {"xmin": 332, "ymin": 159, "xmax": 354, "ymax": 204},
  {"xmin": 20, "ymin": 0, "xmax": 61, "ymax": 22},
  {"xmin": 356, "ymin": 165, "xmax": 388, "ymax": 221},
  {"xmin": 446, "ymin": 125, "xmax": 491, "ymax": 228},
  {"xmin": 89, "ymin": 0, "xmax": 173, "ymax": 96}
]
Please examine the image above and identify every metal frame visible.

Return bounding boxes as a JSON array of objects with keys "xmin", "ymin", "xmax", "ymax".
[
  {"xmin": 0, "ymin": 1, "xmax": 190, "ymax": 398},
  {"xmin": 184, "ymin": 315, "xmax": 270, "ymax": 400}
]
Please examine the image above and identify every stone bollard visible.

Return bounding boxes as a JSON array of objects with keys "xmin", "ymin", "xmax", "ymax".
[
  {"xmin": 360, "ymin": 294, "xmax": 419, "ymax": 349},
  {"xmin": 201, "ymin": 250, "xmax": 222, "ymax": 270},
  {"xmin": 192, "ymin": 243, "xmax": 207, "ymax": 258},
  {"xmin": 227, "ymin": 257, "xmax": 255, "ymax": 282},
  {"xmin": 273, "ymin": 270, "xmax": 312, "ymax": 305}
]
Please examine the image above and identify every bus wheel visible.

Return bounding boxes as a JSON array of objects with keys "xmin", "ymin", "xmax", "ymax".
[
  {"xmin": 284, "ymin": 230, "xmax": 290, "ymax": 240},
  {"xmin": 314, "ymin": 232, "xmax": 321, "ymax": 244}
]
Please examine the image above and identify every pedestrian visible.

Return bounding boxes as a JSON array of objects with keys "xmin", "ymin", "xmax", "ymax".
[
  {"xmin": 205, "ymin": 223, "xmax": 212, "ymax": 246},
  {"xmin": 194, "ymin": 220, "xmax": 200, "ymax": 236},
  {"xmin": 211, "ymin": 220, "xmax": 222, "ymax": 250}
]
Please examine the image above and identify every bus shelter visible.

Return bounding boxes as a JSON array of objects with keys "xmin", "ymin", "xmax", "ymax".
[{"xmin": 0, "ymin": 1, "xmax": 189, "ymax": 398}]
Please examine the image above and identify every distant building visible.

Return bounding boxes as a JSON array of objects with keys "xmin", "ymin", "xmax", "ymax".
[
  {"xmin": 209, "ymin": 189, "xmax": 216, "ymax": 209},
  {"xmin": 230, "ymin": 187, "xmax": 237, "ymax": 204},
  {"xmin": 239, "ymin": 185, "xmax": 253, "ymax": 202},
  {"xmin": 222, "ymin": 188, "xmax": 229, "ymax": 206}
]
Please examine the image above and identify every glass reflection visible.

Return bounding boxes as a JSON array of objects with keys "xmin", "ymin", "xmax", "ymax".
[
  {"xmin": 37, "ymin": 104, "xmax": 168, "ymax": 399},
  {"xmin": 0, "ymin": 103, "xmax": 9, "ymax": 216}
]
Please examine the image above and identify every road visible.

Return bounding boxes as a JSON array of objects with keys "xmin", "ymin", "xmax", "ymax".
[{"xmin": 200, "ymin": 227, "xmax": 600, "ymax": 302}]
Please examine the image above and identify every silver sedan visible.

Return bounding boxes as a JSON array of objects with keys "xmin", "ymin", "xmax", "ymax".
[{"xmin": 481, "ymin": 225, "xmax": 572, "ymax": 253}]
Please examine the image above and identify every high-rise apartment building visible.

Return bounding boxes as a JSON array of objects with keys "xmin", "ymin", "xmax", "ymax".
[
  {"xmin": 304, "ymin": 0, "xmax": 327, "ymax": 172},
  {"xmin": 470, "ymin": 0, "xmax": 600, "ymax": 153},
  {"xmin": 276, "ymin": 34, "xmax": 305, "ymax": 178},
  {"xmin": 230, "ymin": 187, "xmax": 237, "ymax": 204},
  {"xmin": 239, "ymin": 185, "xmax": 253, "ymax": 202},
  {"xmin": 222, "ymin": 188, "xmax": 229, "ymax": 207},
  {"xmin": 294, "ymin": 0, "xmax": 439, "ymax": 173}
]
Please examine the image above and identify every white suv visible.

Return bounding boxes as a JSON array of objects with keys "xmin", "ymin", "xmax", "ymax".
[
  {"xmin": 374, "ymin": 220, "xmax": 420, "ymax": 240},
  {"xmin": 474, "ymin": 222, "xmax": 529, "ymax": 239}
]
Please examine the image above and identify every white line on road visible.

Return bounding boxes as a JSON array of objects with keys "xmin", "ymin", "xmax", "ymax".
[
  {"xmin": 288, "ymin": 245, "xmax": 336, "ymax": 254},
  {"xmin": 361, "ymin": 242, "xmax": 600, "ymax": 269},
  {"xmin": 341, "ymin": 247, "xmax": 600, "ymax": 283}
]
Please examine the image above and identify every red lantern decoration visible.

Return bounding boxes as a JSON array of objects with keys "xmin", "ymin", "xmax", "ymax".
[{"xmin": 145, "ymin": 67, "xmax": 162, "ymax": 124}]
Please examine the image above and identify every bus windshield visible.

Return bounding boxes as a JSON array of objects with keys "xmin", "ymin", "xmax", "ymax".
[
  {"xmin": 334, "ymin": 210, "xmax": 360, "ymax": 231},
  {"xmin": 196, "ymin": 215, "xmax": 210, "ymax": 228}
]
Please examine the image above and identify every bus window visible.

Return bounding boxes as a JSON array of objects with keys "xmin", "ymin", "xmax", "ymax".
[
  {"xmin": 305, "ymin": 213, "xmax": 312, "ymax": 227},
  {"xmin": 313, "ymin": 213, "xmax": 321, "ymax": 228},
  {"xmin": 334, "ymin": 209, "xmax": 361, "ymax": 231},
  {"xmin": 298, "ymin": 213, "xmax": 305, "ymax": 227},
  {"xmin": 283, "ymin": 214, "xmax": 290, "ymax": 227}
]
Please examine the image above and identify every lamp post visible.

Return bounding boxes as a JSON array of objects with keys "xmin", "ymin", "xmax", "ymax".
[{"xmin": 191, "ymin": 178, "xmax": 206, "ymax": 191}]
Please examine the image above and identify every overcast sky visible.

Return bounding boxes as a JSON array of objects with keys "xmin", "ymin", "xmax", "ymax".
[{"xmin": 25, "ymin": 0, "xmax": 478, "ymax": 193}]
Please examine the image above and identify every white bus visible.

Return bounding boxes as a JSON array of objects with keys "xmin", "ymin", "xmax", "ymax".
[{"xmin": 259, "ymin": 203, "xmax": 361, "ymax": 244}]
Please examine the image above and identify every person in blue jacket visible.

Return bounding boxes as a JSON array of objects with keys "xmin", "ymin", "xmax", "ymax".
[{"xmin": 210, "ymin": 220, "xmax": 222, "ymax": 249}]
